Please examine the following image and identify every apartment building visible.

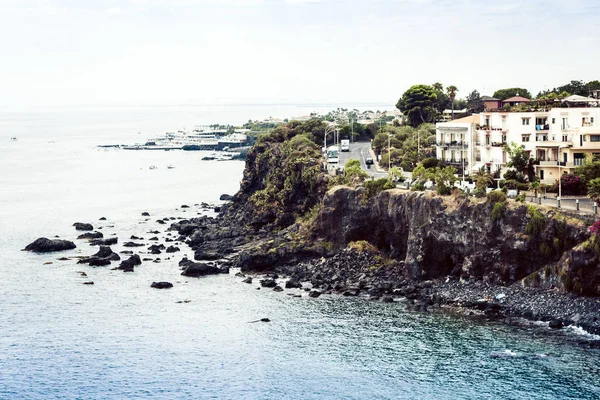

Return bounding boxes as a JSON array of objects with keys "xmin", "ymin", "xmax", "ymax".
[{"xmin": 436, "ymin": 107, "xmax": 600, "ymax": 183}]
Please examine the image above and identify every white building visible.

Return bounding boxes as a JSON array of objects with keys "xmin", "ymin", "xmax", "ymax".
[{"xmin": 436, "ymin": 107, "xmax": 600, "ymax": 183}]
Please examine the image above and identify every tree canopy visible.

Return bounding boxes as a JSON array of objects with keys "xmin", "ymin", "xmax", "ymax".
[
  {"xmin": 492, "ymin": 88, "xmax": 532, "ymax": 100},
  {"xmin": 396, "ymin": 84, "xmax": 437, "ymax": 127},
  {"xmin": 465, "ymin": 90, "xmax": 484, "ymax": 113},
  {"xmin": 504, "ymin": 142, "xmax": 530, "ymax": 171}
]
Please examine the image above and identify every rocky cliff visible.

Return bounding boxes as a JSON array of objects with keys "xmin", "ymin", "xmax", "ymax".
[{"xmin": 313, "ymin": 186, "xmax": 599, "ymax": 295}]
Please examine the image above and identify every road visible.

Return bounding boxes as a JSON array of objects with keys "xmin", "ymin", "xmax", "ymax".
[{"xmin": 338, "ymin": 141, "xmax": 389, "ymax": 178}]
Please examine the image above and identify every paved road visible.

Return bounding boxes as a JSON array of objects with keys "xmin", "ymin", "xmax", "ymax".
[{"xmin": 338, "ymin": 141, "xmax": 389, "ymax": 178}]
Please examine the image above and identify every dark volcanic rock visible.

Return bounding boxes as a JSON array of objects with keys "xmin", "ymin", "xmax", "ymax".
[
  {"xmin": 273, "ymin": 285, "xmax": 284, "ymax": 292},
  {"xmin": 73, "ymin": 222, "xmax": 94, "ymax": 231},
  {"xmin": 242, "ymin": 277, "xmax": 253, "ymax": 284},
  {"xmin": 142, "ymin": 212, "xmax": 150, "ymax": 216},
  {"xmin": 123, "ymin": 241, "xmax": 144, "ymax": 247},
  {"xmin": 308, "ymin": 290, "xmax": 321, "ymax": 298},
  {"xmin": 92, "ymin": 246, "xmax": 120, "ymax": 261},
  {"xmin": 219, "ymin": 194, "xmax": 233, "ymax": 201},
  {"xmin": 99, "ymin": 217, "xmax": 107, "ymax": 220},
  {"xmin": 89, "ymin": 258, "xmax": 111, "ymax": 267},
  {"xmin": 156, "ymin": 220, "xmax": 166, "ymax": 225},
  {"xmin": 180, "ymin": 261, "xmax": 222, "ymax": 277},
  {"xmin": 549, "ymin": 319, "xmax": 564, "ymax": 329},
  {"xmin": 115, "ymin": 254, "xmax": 142, "ymax": 272},
  {"xmin": 166, "ymin": 246, "xmax": 180, "ymax": 253},
  {"xmin": 24, "ymin": 237, "xmax": 76, "ymax": 253},
  {"xmin": 148, "ymin": 244, "xmax": 164, "ymax": 254},
  {"xmin": 151, "ymin": 281, "xmax": 173, "ymax": 289},
  {"xmin": 260, "ymin": 278, "xmax": 277, "ymax": 288},
  {"xmin": 77, "ymin": 231, "xmax": 103, "ymax": 240},
  {"xmin": 89, "ymin": 237, "xmax": 118, "ymax": 246},
  {"xmin": 181, "ymin": 204, "xmax": 190, "ymax": 208},
  {"xmin": 285, "ymin": 279, "xmax": 302, "ymax": 289}
]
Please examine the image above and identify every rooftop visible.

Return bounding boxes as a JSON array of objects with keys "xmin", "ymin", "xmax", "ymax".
[{"xmin": 502, "ymin": 96, "xmax": 531, "ymax": 103}]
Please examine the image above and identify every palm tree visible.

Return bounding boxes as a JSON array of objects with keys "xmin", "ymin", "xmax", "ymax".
[
  {"xmin": 432, "ymin": 82, "xmax": 444, "ymax": 91},
  {"xmin": 530, "ymin": 181, "xmax": 540, "ymax": 198},
  {"xmin": 447, "ymin": 85, "xmax": 458, "ymax": 120},
  {"xmin": 588, "ymin": 178, "xmax": 600, "ymax": 205}
]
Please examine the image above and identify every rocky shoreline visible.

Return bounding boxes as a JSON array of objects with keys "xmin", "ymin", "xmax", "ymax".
[{"xmin": 23, "ymin": 199, "xmax": 600, "ymax": 347}]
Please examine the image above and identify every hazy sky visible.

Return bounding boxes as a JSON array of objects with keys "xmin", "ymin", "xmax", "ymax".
[{"xmin": 2, "ymin": 0, "xmax": 599, "ymax": 108}]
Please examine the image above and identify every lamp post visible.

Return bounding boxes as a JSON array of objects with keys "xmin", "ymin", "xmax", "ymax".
[
  {"xmin": 324, "ymin": 125, "xmax": 336, "ymax": 151},
  {"xmin": 388, "ymin": 132, "xmax": 392, "ymax": 175}
]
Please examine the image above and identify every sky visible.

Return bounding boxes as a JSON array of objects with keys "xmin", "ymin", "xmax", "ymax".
[{"xmin": 1, "ymin": 0, "xmax": 600, "ymax": 108}]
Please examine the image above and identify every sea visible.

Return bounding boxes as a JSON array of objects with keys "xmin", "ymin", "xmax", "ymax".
[{"xmin": 1, "ymin": 104, "xmax": 599, "ymax": 400}]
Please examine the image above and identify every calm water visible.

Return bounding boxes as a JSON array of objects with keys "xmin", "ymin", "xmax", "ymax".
[{"xmin": 1, "ymin": 105, "xmax": 599, "ymax": 399}]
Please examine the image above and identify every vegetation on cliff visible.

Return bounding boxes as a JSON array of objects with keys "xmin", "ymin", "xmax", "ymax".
[{"xmin": 230, "ymin": 119, "xmax": 330, "ymax": 230}]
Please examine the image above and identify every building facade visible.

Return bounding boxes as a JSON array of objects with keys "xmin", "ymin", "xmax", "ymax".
[{"xmin": 436, "ymin": 107, "xmax": 600, "ymax": 183}]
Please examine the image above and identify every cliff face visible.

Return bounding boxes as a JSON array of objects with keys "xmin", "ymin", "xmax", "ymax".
[{"xmin": 313, "ymin": 187, "xmax": 598, "ymax": 295}]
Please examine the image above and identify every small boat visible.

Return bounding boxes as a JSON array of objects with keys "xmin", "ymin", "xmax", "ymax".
[
  {"xmin": 10, "ymin": 137, "xmax": 17, "ymax": 141},
  {"xmin": 149, "ymin": 165, "xmax": 157, "ymax": 170},
  {"xmin": 167, "ymin": 165, "xmax": 175, "ymax": 169}
]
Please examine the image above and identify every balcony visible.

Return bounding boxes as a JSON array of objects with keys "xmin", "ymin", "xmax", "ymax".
[
  {"xmin": 436, "ymin": 141, "xmax": 468, "ymax": 148},
  {"xmin": 535, "ymin": 124, "xmax": 550, "ymax": 131}
]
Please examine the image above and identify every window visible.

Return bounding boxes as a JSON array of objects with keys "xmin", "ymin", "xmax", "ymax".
[
  {"xmin": 522, "ymin": 118, "xmax": 530, "ymax": 125},
  {"xmin": 562, "ymin": 135, "xmax": 568, "ymax": 142},
  {"xmin": 522, "ymin": 135, "xmax": 530, "ymax": 142},
  {"xmin": 552, "ymin": 118, "xmax": 555, "ymax": 124},
  {"xmin": 591, "ymin": 135, "xmax": 600, "ymax": 142},
  {"xmin": 502, "ymin": 135, "xmax": 507, "ymax": 143},
  {"xmin": 562, "ymin": 118, "xmax": 569, "ymax": 130},
  {"xmin": 485, "ymin": 135, "xmax": 490, "ymax": 145}
]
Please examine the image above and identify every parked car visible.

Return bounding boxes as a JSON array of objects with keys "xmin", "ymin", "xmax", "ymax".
[{"xmin": 365, "ymin": 157, "xmax": 374, "ymax": 165}]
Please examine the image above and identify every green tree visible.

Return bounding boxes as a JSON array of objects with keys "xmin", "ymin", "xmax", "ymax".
[
  {"xmin": 492, "ymin": 88, "xmax": 532, "ymax": 100},
  {"xmin": 504, "ymin": 142, "xmax": 530, "ymax": 172},
  {"xmin": 434, "ymin": 166, "xmax": 458, "ymax": 195},
  {"xmin": 465, "ymin": 89, "xmax": 484, "ymax": 113},
  {"xmin": 446, "ymin": 85, "xmax": 458, "ymax": 120},
  {"xmin": 396, "ymin": 85, "xmax": 438, "ymax": 127},
  {"xmin": 575, "ymin": 155, "xmax": 600, "ymax": 184},
  {"xmin": 588, "ymin": 178, "xmax": 600, "ymax": 205},
  {"xmin": 344, "ymin": 159, "xmax": 368, "ymax": 183}
]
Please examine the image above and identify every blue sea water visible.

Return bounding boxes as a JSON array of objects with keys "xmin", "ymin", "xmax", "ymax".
[{"xmin": 0, "ymin": 105, "xmax": 599, "ymax": 399}]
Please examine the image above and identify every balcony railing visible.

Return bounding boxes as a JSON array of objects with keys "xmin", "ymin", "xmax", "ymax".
[
  {"xmin": 537, "ymin": 161, "xmax": 578, "ymax": 167},
  {"xmin": 535, "ymin": 124, "xmax": 550, "ymax": 131},
  {"xmin": 436, "ymin": 142, "xmax": 468, "ymax": 148}
]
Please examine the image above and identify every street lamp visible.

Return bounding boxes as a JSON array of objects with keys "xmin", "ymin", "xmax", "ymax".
[
  {"xmin": 388, "ymin": 133, "xmax": 391, "ymax": 172},
  {"xmin": 324, "ymin": 125, "xmax": 336, "ymax": 151}
]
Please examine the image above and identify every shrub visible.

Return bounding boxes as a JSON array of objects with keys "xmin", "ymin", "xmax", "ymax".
[
  {"xmin": 491, "ymin": 201, "xmax": 507, "ymax": 221},
  {"xmin": 411, "ymin": 182, "xmax": 425, "ymax": 191},
  {"xmin": 348, "ymin": 240, "xmax": 378, "ymax": 253},
  {"xmin": 516, "ymin": 182, "xmax": 529, "ymax": 192},
  {"xmin": 363, "ymin": 178, "xmax": 395, "ymax": 199},
  {"xmin": 526, "ymin": 206, "xmax": 546, "ymax": 236},
  {"xmin": 590, "ymin": 220, "xmax": 600, "ymax": 235},
  {"xmin": 487, "ymin": 190, "xmax": 507, "ymax": 204},
  {"xmin": 421, "ymin": 157, "xmax": 440, "ymax": 169},
  {"xmin": 515, "ymin": 194, "xmax": 526, "ymax": 202},
  {"xmin": 540, "ymin": 242, "xmax": 553, "ymax": 259}
]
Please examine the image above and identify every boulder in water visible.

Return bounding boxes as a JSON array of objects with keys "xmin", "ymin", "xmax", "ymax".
[
  {"xmin": 23, "ymin": 237, "xmax": 76, "ymax": 253},
  {"xmin": 73, "ymin": 222, "xmax": 94, "ymax": 231},
  {"xmin": 219, "ymin": 194, "xmax": 233, "ymax": 201},
  {"xmin": 77, "ymin": 231, "xmax": 103, "ymax": 240},
  {"xmin": 151, "ymin": 281, "xmax": 173, "ymax": 289}
]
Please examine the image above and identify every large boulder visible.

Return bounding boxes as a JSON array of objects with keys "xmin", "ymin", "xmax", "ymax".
[
  {"xmin": 180, "ymin": 261, "xmax": 222, "ymax": 277},
  {"xmin": 73, "ymin": 222, "xmax": 94, "ymax": 231},
  {"xmin": 151, "ymin": 281, "xmax": 173, "ymax": 289},
  {"xmin": 89, "ymin": 237, "xmax": 118, "ymax": 246},
  {"xmin": 77, "ymin": 231, "xmax": 103, "ymax": 240},
  {"xmin": 92, "ymin": 246, "xmax": 120, "ymax": 261},
  {"xmin": 24, "ymin": 237, "xmax": 76, "ymax": 253},
  {"xmin": 220, "ymin": 194, "xmax": 233, "ymax": 201},
  {"xmin": 115, "ymin": 254, "xmax": 142, "ymax": 272}
]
